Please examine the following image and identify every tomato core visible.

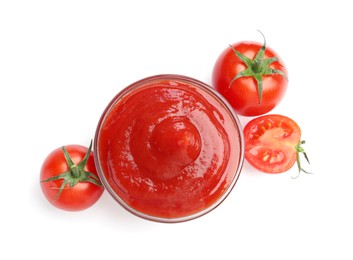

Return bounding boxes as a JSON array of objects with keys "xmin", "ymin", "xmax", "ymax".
[{"xmin": 95, "ymin": 75, "xmax": 244, "ymax": 222}]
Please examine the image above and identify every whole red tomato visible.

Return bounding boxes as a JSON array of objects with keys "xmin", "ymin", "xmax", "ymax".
[
  {"xmin": 212, "ymin": 33, "xmax": 288, "ymax": 116},
  {"xmin": 40, "ymin": 141, "xmax": 104, "ymax": 211}
]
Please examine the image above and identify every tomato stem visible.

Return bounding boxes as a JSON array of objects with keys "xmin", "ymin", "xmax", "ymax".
[
  {"xmin": 252, "ymin": 61, "xmax": 262, "ymax": 74},
  {"xmin": 292, "ymin": 140, "xmax": 312, "ymax": 179},
  {"xmin": 70, "ymin": 165, "xmax": 79, "ymax": 178}
]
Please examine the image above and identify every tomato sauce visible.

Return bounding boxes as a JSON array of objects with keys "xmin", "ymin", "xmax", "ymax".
[{"xmin": 95, "ymin": 75, "xmax": 243, "ymax": 222}]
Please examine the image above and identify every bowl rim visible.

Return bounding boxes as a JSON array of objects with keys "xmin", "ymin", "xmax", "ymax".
[{"xmin": 94, "ymin": 74, "xmax": 245, "ymax": 223}]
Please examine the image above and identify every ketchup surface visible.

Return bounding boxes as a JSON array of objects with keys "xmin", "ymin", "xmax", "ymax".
[{"xmin": 96, "ymin": 75, "xmax": 243, "ymax": 221}]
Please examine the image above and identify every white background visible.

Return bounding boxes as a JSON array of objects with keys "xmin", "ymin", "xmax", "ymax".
[{"xmin": 1, "ymin": 0, "xmax": 352, "ymax": 259}]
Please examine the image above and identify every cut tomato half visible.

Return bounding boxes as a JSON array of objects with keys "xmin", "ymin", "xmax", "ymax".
[{"xmin": 244, "ymin": 114, "xmax": 301, "ymax": 173}]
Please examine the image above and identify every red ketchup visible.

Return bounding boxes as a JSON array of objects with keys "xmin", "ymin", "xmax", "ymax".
[{"xmin": 94, "ymin": 75, "xmax": 244, "ymax": 222}]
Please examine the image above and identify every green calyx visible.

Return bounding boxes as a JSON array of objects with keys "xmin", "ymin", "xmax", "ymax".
[
  {"xmin": 292, "ymin": 140, "xmax": 312, "ymax": 179},
  {"xmin": 41, "ymin": 140, "xmax": 102, "ymax": 200},
  {"xmin": 229, "ymin": 31, "xmax": 288, "ymax": 103}
]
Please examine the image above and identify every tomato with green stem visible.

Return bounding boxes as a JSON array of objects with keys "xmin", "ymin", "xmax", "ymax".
[
  {"xmin": 243, "ymin": 114, "xmax": 310, "ymax": 177},
  {"xmin": 40, "ymin": 141, "xmax": 104, "ymax": 211},
  {"xmin": 212, "ymin": 32, "xmax": 288, "ymax": 116}
]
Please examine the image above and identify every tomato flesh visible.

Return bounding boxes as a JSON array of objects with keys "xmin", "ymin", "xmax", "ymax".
[{"xmin": 244, "ymin": 114, "xmax": 301, "ymax": 173}]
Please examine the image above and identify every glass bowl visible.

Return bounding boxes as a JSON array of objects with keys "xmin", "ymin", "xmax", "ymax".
[{"xmin": 94, "ymin": 74, "xmax": 244, "ymax": 223}]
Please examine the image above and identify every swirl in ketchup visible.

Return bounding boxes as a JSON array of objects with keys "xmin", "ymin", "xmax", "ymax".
[{"xmin": 94, "ymin": 75, "xmax": 244, "ymax": 222}]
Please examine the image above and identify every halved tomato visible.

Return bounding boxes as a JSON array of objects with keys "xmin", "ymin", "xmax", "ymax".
[{"xmin": 243, "ymin": 114, "xmax": 309, "ymax": 175}]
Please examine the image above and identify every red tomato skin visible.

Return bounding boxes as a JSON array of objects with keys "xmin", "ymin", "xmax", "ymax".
[
  {"xmin": 40, "ymin": 145, "xmax": 104, "ymax": 211},
  {"xmin": 212, "ymin": 41, "xmax": 288, "ymax": 116},
  {"xmin": 243, "ymin": 114, "xmax": 301, "ymax": 173}
]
